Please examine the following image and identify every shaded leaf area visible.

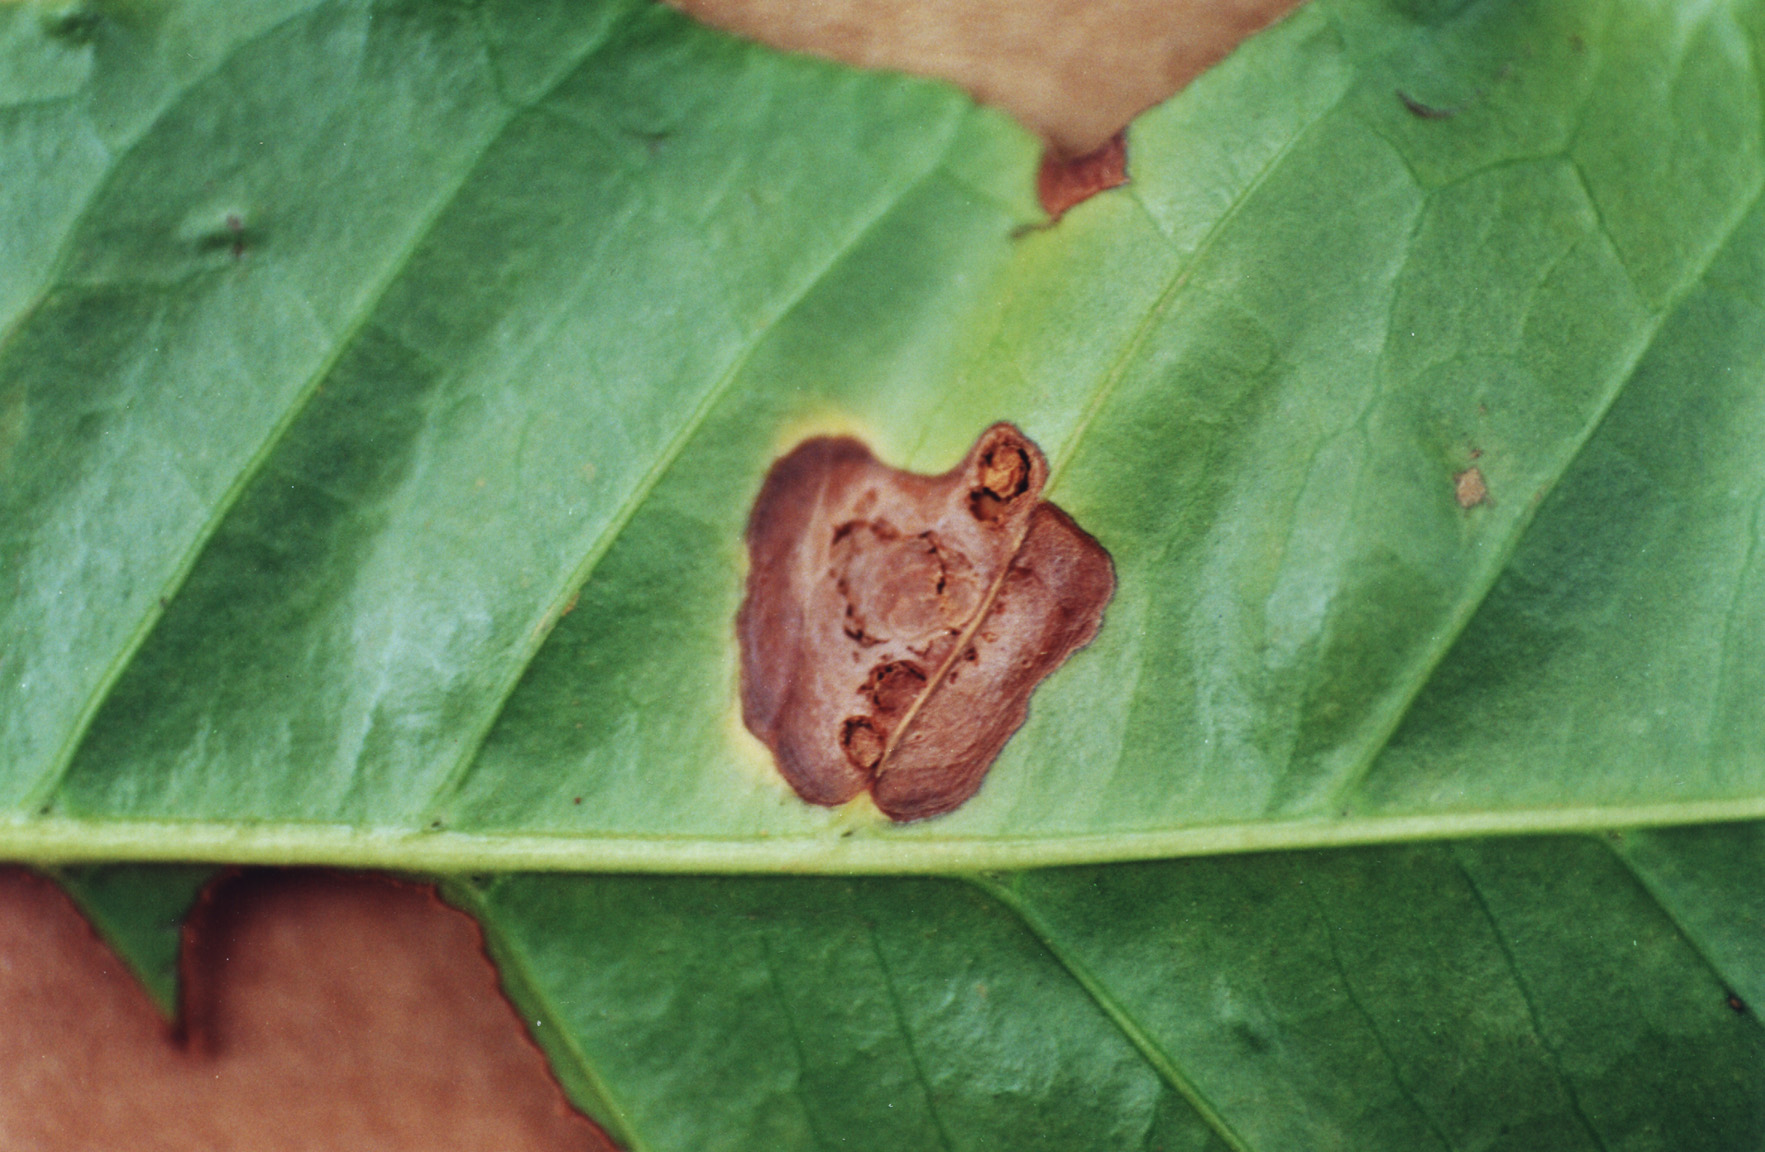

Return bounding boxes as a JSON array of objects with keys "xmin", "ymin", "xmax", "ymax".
[
  {"xmin": 453, "ymin": 831, "xmax": 1765, "ymax": 1152},
  {"xmin": 2, "ymin": 0, "xmax": 552, "ymax": 807},
  {"xmin": 1614, "ymin": 822, "xmax": 1765, "ymax": 1017},
  {"xmin": 3, "ymin": 0, "xmax": 1764, "ymax": 869},
  {"xmin": 0, "ymin": 868, "xmax": 613, "ymax": 1150},
  {"xmin": 450, "ymin": 870, "xmax": 1229, "ymax": 1152}
]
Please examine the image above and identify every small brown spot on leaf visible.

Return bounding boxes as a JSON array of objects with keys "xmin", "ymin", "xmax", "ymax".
[
  {"xmin": 1037, "ymin": 132, "xmax": 1127, "ymax": 222},
  {"xmin": 1454, "ymin": 466, "xmax": 1489, "ymax": 509},
  {"xmin": 739, "ymin": 424, "xmax": 1114, "ymax": 821},
  {"xmin": 1728, "ymin": 992, "xmax": 1748, "ymax": 1015}
]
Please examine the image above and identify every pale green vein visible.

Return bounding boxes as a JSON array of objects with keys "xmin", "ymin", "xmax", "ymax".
[
  {"xmin": 1448, "ymin": 844, "xmax": 1612, "ymax": 1152},
  {"xmin": 9, "ymin": 797, "xmax": 1765, "ymax": 871},
  {"xmin": 966, "ymin": 874, "xmax": 1254, "ymax": 1152},
  {"xmin": 1712, "ymin": 477, "xmax": 1765, "ymax": 749},
  {"xmin": 1041, "ymin": 80, "xmax": 1356, "ymax": 492},
  {"xmin": 865, "ymin": 917, "xmax": 957, "ymax": 1152}
]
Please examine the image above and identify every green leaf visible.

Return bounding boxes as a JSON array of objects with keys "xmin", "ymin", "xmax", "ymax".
[
  {"xmin": 8, "ymin": 0, "xmax": 1765, "ymax": 1142},
  {"xmin": 4, "ymin": 0, "xmax": 1762, "ymax": 869},
  {"xmin": 453, "ymin": 830, "xmax": 1765, "ymax": 1151}
]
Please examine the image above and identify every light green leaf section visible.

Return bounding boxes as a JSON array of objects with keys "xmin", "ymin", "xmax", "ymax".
[
  {"xmin": 1352, "ymin": 164, "xmax": 1765, "ymax": 815},
  {"xmin": 0, "ymin": 0, "xmax": 1762, "ymax": 877},
  {"xmin": 444, "ymin": 831, "xmax": 1765, "ymax": 1152}
]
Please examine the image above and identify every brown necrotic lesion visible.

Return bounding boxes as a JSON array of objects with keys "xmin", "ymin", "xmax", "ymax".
[{"xmin": 736, "ymin": 423, "xmax": 1115, "ymax": 821}]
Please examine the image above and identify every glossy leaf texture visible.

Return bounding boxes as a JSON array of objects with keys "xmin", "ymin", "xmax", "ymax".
[
  {"xmin": 448, "ymin": 825, "xmax": 1765, "ymax": 1152},
  {"xmin": 4, "ymin": 0, "xmax": 1764, "ymax": 867}
]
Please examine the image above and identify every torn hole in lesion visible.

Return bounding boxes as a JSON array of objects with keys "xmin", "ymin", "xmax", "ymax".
[
  {"xmin": 969, "ymin": 442, "xmax": 1033, "ymax": 522},
  {"xmin": 839, "ymin": 715, "xmax": 886, "ymax": 773}
]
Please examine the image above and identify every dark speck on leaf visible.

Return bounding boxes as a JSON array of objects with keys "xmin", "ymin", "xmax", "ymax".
[
  {"xmin": 44, "ymin": 5, "xmax": 103, "ymax": 43},
  {"xmin": 197, "ymin": 212, "xmax": 256, "ymax": 260},
  {"xmin": 1398, "ymin": 90, "xmax": 1458, "ymax": 120}
]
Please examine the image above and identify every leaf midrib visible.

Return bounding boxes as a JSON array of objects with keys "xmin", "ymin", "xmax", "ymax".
[{"xmin": 16, "ymin": 794, "xmax": 1765, "ymax": 872}]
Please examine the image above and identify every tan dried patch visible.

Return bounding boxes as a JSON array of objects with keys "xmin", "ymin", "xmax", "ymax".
[
  {"xmin": 669, "ymin": 0, "xmax": 1307, "ymax": 155},
  {"xmin": 1455, "ymin": 466, "xmax": 1489, "ymax": 509},
  {"xmin": 738, "ymin": 424, "xmax": 1114, "ymax": 821}
]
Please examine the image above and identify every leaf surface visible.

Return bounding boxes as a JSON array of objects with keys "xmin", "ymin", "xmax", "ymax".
[
  {"xmin": 453, "ymin": 830, "xmax": 1765, "ymax": 1151},
  {"xmin": 8, "ymin": 0, "xmax": 1765, "ymax": 1143},
  {"xmin": 5, "ymin": 0, "xmax": 1763, "ymax": 868}
]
